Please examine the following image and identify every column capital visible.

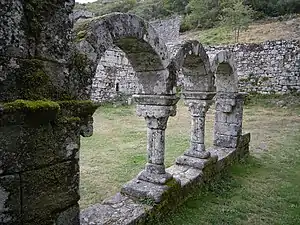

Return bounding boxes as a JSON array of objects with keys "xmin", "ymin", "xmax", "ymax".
[
  {"xmin": 185, "ymin": 99, "xmax": 213, "ymax": 117},
  {"xmin": 136, "ymin": 104, "xmax": 177, "ymax": 119}
]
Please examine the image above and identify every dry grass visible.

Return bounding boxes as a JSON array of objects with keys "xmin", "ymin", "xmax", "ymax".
[{"xmin": 181, "ymin": 15, "xmax": 300, "ymax": 45}]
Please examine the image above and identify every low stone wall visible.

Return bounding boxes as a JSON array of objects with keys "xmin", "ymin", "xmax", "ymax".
[
  {"xmin": 206, "ymin": 40, "xmax": 300, "ymax": 94},
  {"xmin": 80, "ymin": 133, "xmax": 251, "ymax": 224}
]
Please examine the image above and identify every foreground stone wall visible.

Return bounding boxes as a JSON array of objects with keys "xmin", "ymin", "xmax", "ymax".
[
  {"xmin": 0, "ymin": 1, "xmax": 97, "ymax": 224},
  {"xmin": 206, "ymin": 40, "xmax": 300, "ymax": 94},
  {"xmin": 90, "ymin": 16, "xmax": 182, "ymax": 103}
]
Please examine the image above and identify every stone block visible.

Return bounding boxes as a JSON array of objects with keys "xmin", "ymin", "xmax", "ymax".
[
  {"xmin": 0, "ymin": 175, "xmax": 21, "ymax": 225},
  {"xmin": 166, "ymin": 165, "xmax": 203, "ymax": 188},
  {"xmin": 21, "ymin": 161, "xmax": 79, "ymax": 223},
  {"xmin": 55, "ymin": 204, "xmax": 80, "ymax": 225},
  {"xmin": 0, "ymin": 123, "xmax": 80, "ymax": 174},
  {"xmin": 0, "ymin": 57, "xmax": 74, "ymax": 102},
  {"xmin": 121, "ymin": 178, "xmax": 180, "ymax": 203},
  {"xmin": 23, "ymin": 1, "xmax": 75, "ymax": 63},
  {"xmin": 0, "ymin": 1, "xmax": 29, "ymax": 57},
  {"xmin": 176, "ymin": 155, "xmax": 217, "ymax": 170},
  {"xmin": 214, "ymin": 122, "xmax": 242, "ymax": 136},
  {"xmin": 213, "ymin": 133, "xmax": 239, "ymax": 148},
  {"xmin": 81, "ymin": 194, "xmax": 151, "ymax": 225},
  {"xmin": 215, "ymin": 111, "xmax": 227, "ymax": 123}
]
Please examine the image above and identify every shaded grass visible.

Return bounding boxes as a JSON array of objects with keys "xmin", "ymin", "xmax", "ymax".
[
  {"xmin": 80, "ymin": 98, "xmax": 300, "ymax": 214},
  {"xmin": 158, "ymin": 130, "xmax": 300, "ymax": 225}
]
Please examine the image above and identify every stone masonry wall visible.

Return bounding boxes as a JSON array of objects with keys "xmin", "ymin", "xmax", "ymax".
[
  {"xmin": 0, "ymin": 1, "xmax": 98, "ymax": 224},
  {"xmin": 206, "ymin": 40, "xmax": 300, "ymax": 94},
  {"xmin": 90, "ymin": 16, "xmax": 182, "ymax": 103}
]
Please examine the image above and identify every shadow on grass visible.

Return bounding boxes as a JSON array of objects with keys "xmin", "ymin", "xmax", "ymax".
[{"xmin": 153, "ymin": 130, "xmax": 300, "ymax": 225}]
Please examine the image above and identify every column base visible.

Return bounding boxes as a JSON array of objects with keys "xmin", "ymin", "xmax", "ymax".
[
  {"xmin": 184, "ymin": 149, "xmax": 211, "ymax": 159},
  {"xmin": 176, "ymin": 154, "xmax": 218, "ymax": 170},
  {"xmin": 137, "ymin": 170, "xmax": 173, "ymax": 185}
]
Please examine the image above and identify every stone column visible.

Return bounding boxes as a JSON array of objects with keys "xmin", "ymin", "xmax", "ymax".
[
  {"xmin": 214, "ymin": 92, "xmax": 247, "ymax": 148},
  {"xmin": 184, "ymin": 100, "xmax": 213, "ymax": 159},
  {"xmin": 134, "ymin": 95, "xmax": 179, "ymax": 185},
  {"xmin": 176, "ymin": 92, "xmax": 217, "ymax": 169}
]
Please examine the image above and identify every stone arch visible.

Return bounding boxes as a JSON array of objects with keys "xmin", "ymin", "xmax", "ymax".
[
  {"xmin": 169, "ymin": 40, "xmax": 215, "ymax": 93},
  {"xmin": 74, "ymin": 13, "xmax": 175, "ymax": 99},
  {"xmin": 210, "ymin": 51, "xmax": 245, "ymax": 149},
  {"xmin": 210, "ymin": 50, "xmax": 238, "ymax": 93},
  {"xmin": 168, "ymin": 41, "xmax": 216, "ymax": 163},
  {"xmin": 75, "ymin": 13, "xmax": 180, "ymax": 193}
]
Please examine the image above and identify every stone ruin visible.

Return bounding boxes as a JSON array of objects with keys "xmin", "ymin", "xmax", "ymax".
[
  {"xmin": 0, "ymin": 2, "xmax": 250, "ymax": 225},
  {"xmin": 88, "ymin": 15, "xmax": 182, "ymax": 103},
  {"xmin": 87, "ymin": 15, "xmax": 300, "ymax": 103}
]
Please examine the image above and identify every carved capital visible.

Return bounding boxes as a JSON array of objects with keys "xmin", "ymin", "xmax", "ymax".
[
  {"xmin": 136, "ymin": 104, "xmax": 177, "ymax": 118},
  {"xmin": 185, "ymin": 100, "xmax": 213, "ymax": 117}
]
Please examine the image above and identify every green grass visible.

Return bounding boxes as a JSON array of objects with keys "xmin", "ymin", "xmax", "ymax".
[
  {"xmin": 198, "ymin": 26, "xmax": 234, "ymax": 45},
  {"xmin": 80, "ymin": 97, "xmax": 300, "ymax": 225}
]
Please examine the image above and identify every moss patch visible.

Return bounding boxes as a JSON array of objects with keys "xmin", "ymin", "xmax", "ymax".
[
  {"xmin": 15, "ymin": 59, "xmax": 52, "ymax": 100},
  {"xmin": 58, "ymin": 100, "xmax": 100, "ymax": 117},
  {"xmin": 3, "ymin": 100, "xmax": 60, "ymax": 112}
]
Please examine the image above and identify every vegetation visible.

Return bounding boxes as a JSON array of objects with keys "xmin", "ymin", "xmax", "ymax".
[
  {"xmin": 75, "ymin": 0, "xmax": 300, "ymax": 33},
  {"xmin": 220, "ymin": 0, "xmax": 254, "ymax": 42},
  {"xmin": 80, "ymin": 95, "xmax": 300, "ymax": 214}
]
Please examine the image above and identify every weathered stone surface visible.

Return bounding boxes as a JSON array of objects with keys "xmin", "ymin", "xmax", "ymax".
[
  {"xmin": 0, "ymin": 175, "xmax": 21, "ymax": 225},
  {"xmin": 24, "ymin": 0, "xmax": 75, "ymax": 63},
  {"xmin": 176, "ymin": 155, "xmax": 218, "ymax": 170},
  {"xmin": 121, "ymin": 178, "xmax": 179, "ymax": 203},
  {"xmin": 0, "ymin": 0, "xmax": 29, "ymax": 58},
  {"xmin": 81, "ymin": 193, "xmax": 151, "ymax": 225},
  {"xmin": 213, "ymin": 133, "xmax": 239, "ymax": 148},
  {"xmin": 0, "ymin": 56, "xmax": 76, "ymax": 102},
  {"xmin": 21, "ymin": 161, "xmax": 79, "ymax": 223},
  {"xmin": 55, "ymin": 204, "xmax": 80, "ymax": 225},
  {"xmin": 166, "ymin": 165, "xmax": 203, "ymax": 187},
  {"xmin": 206, "ymin": 40, "xmax": 300, "ymax": 94},
  {"xmin": 0, "ymin": 122, "xmax": 80, "ymax": 174}
]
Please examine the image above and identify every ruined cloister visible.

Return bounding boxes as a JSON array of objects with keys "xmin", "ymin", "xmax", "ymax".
[{"xmin": 0, "ymin": 3, "xmax": 250, "ymax": 225}]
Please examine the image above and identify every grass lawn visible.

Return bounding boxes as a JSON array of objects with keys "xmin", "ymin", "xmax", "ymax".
[{"xmin": 80, "ymin": 95, "xmax": 300, "ymax": 224}]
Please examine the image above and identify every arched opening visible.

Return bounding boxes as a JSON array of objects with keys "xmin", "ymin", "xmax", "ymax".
[
  {"xmin": 168, "ymin": 41, "xmax": 216, "ymax": 166},
  {"xmin": 210, "ymin": 51, "xmax": 244, "ymax": 149},
  {"xmin": 74, "ymin": 13, "xmax": 179, "ymax": 207}
]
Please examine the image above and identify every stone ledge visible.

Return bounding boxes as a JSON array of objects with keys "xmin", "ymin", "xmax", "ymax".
[{"xmin": 80, "ymin": 133, "xmax": 250, "ymax": 225}]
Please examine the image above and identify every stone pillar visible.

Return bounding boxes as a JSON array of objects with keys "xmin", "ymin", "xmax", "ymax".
[
  {"xmin": 214, "ymin": 92, "xmax": 247, "ymax": 148},
  {"xmin": 176, "ymin": 92, "xmax": 217, "ymax": 169},
  {"xmin": 184, "ymin": 100, "xmax": 213, "ymax": 159},
  {"xmin": 136, "ymin": 103, "xmax": 178, "ymax": 185}
]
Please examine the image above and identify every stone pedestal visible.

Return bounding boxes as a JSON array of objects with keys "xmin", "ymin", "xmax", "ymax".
[
  {"xmin": 133, "ymin": 95, "xmax": 179, "ymax": 185},
  {"xmin": 213, "ymin": 92, "xmax": 247, "ymax": 148},
  {"xmin": 184, "ymin": 100, "xmax": 213, "ymax": 159},
  {"xmin": 176, "ymin": 92, "xmax": 216, "ymax": 168},
  {"xmin": 121, "ymin": 95, "xmax": 180, "ymax": 202}
]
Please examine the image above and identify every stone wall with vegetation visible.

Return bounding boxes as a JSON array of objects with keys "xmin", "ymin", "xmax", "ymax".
[
  {"xmin": 206, "ymin": 40, "xmax": 300, "ymax": 94},
  {"xmin": 0, "ymin": 1, "xmax": 97, "ymax": 224},
  {"xmin": 91, "ymin": 34, "xmax": 300, "ymax": 103}
]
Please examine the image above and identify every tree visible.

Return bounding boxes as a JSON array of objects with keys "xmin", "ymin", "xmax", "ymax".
[
  {"xmin": 220, "ymin": 0, "xmax": 254, "ymax": 42},
  {"xmin": 186, "ymin": 0, "xmax": 221, "ymax": 28},
  {"xmin": 163, "ymin": 0, "xmax": 189, "ymax": 14}
]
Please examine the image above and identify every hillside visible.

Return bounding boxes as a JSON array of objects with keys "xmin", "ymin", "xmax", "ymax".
[{"xmin": 182, "ymin": 15, "xmax": 300, "ymax": 45}]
